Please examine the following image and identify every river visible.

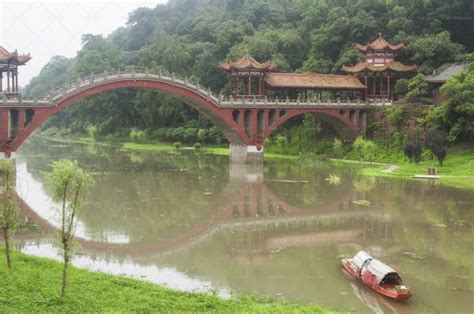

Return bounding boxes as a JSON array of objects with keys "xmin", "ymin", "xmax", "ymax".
[{"xmin": 12, "ymin": 137, "xmax": 474, "ymax": 313}]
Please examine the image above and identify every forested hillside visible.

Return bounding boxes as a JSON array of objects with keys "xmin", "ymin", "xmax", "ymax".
[{"xmin": 25, "ymin": 0, "xmax": 473, "ymax": 143}]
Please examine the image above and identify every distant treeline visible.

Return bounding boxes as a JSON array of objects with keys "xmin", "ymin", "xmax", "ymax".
[{"xmin": 25, "ymin": 0, "xmax": 473, "ymax": 143}]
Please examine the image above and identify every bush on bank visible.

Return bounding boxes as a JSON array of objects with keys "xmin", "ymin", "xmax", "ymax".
[{"xmin": 0, "ymin": 247, "xmax": 332, "ymax": 313}]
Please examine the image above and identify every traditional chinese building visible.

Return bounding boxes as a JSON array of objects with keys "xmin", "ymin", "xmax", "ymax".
[
  {"xmin": 342, "ymin": 34, "xmax": 416, "ymax": 100},
  {"xmin": 0, "ymin": 46, "xmax": 31, "ymax": 97},
  {"xmin": 219, "ymin": 53, "xmax": 366, "ymax": 99},
  {"xmin": 424, "ymin": 63, "xmax": 466, "ymax": 105},
  {"xmin": 218, "ymin": 53, "xmax": 276, "ymax": 98}
]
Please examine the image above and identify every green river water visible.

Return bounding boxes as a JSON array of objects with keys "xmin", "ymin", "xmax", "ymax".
[{"xmin": 13, "ymin": 137, "xmax": 474, "ymax": 313}]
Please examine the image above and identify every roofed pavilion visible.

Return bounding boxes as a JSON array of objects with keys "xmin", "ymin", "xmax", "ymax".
[
  {"xmin": 219, "ymin": 53, "xmax": 276, "ymax": 98},
  {"xmin": 0, "ymin": 46, "xmax": 31, "ymax": 97},
  {"xmin": 342, "ymin": 34, "xmax": 416, "ymax": 100},
  {"xmin": 219, "ymin": 54, "xmax": 366, "ymax": 99}
]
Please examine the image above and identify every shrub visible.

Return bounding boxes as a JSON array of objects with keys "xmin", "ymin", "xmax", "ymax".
[
  {"xmin": 173, "ymin": 142, "xmax": 182, "ymax": 150},
  {"xmin": 183, "ymin": 128, "xmax": 198, "ymax": 143},
  {"xmin": 194, "ymin": 142, "xmax": 202, "ymax": 150},
  {"xmin": 129, "ymin": 128, "xmax": 146, "ymax": 143},
  {"xmin": 172, "ymin": 127, "xmax": 186, "ymax": 140},
  {"xmin": 87, "ymin": 124, "xmax": 98, "ymax": 141},
  {"xmin": 406, "ymin": 74, "xmax": 429, "ymax": 100},
  {"xmin": 331, "ymin": 138, "xmax": 344, "ymax": 158}
]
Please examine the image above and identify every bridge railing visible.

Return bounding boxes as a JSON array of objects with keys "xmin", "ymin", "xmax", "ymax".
[
  {"xmin": 218, "ymin": 95, "xmax": 392, "ymax": 107},
  {"xmin": 2, "ymin": 67, "xmax": 221, "ymax": 107},
  {"xmin": 2, "ymin": 67, "xmax": 392, "ymax": 108}
]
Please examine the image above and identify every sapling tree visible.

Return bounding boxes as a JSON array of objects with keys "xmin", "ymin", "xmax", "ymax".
[
  {"xmin": 0, "ymin": 159, "xmax": 19, "ymax": 269},
  {"xmin": 46, "ymin": 159, "xmax": 93, "ymax": 302}
]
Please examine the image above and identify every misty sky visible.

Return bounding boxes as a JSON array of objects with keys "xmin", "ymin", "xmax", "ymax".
[{"xmin": 1, "ymin": 0, "xmax": 168, "ymax": 87}]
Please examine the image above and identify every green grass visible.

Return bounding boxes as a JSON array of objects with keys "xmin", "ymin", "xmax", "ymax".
[
  {"xmin": 334, "ymin": 148, "xmax": 474, "ymax": 190},
  {"xmin": 0, "ymin": 247, "xmax": 333, "ymax": 313}
]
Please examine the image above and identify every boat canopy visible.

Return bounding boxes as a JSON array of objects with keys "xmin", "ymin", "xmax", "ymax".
[
  {"xmin": 353, "ymin": 251, "xmax": 373, "ymax": 268},
  {"xmin": 353, "ymin": 251, "xmax": 401, "ymax": 286}
]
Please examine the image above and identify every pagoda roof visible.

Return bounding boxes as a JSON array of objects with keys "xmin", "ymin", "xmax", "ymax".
[
  {"xmin": 265, "ymin": 72, "xmax": 367, "ymax": 90},
  {"xmin": 424, "ymin": 63, "xmax": 466, "ymax": 83},
  {"xmin": 219, "ymin": 53, "xmax": 276, "ymax": 71},
  {"xmin": 342, "ymin": 61, "xmax": 417, "ymax": 73},
  {"xmin": 0, "ymin": 46, "xmax": 32, "ymax": 65},
  {"xmin": 355, "ymin": 34, "xmax": 405, "ymax": 52}
]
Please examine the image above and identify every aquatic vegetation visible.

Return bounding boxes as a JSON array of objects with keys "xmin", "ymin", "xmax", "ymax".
[
  {"xmin": 326, "ymin": 174, "xmax": 341, "ymax": 185},
  {"xmin": 352, "ymin": 200, "xmax": 372, "ymax": 207}
]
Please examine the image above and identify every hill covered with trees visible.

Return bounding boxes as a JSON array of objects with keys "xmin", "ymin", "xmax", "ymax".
[{"xmin": 25, "ymin": 0, "xmax": 473, "ymax": 144}]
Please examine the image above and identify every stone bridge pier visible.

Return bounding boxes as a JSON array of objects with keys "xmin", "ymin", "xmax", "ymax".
[{"xmin": 229, "ymin": 144, "xmax": 264, "ymax": 164}]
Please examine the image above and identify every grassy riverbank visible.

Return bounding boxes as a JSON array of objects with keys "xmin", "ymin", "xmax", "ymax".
[
  {"xmin": 0, "ymin": 247, "xmax": 332, "ymax": 313},
  {"xmin": 36, "ymin": 134, "xmax": 474, "ymax": 189},
  {"xmin": 334, "ymin": 147, "xmax": 474, "ymax": 190}
]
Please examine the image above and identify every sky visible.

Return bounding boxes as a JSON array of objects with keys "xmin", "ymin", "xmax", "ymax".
[{"xmin": 1, "ymin": 0, "xmax": 168, "ymax": 87}]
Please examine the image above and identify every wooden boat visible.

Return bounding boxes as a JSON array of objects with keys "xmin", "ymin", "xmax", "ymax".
[{"xmin": 341, "ymin": 251, "xmax": 413, "ymax": 301}]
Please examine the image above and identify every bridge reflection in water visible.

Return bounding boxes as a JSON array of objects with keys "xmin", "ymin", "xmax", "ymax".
[
  {"xmin": 13, "ymin": 159, "xmax": 403, "ymax": 310},
  {"xmin": 16, "ymin": 162, "xmax": 393, "ymax": 259}
]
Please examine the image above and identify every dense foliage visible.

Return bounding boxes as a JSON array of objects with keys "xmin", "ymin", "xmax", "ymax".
[{"xmin": 24, "ymin": 0, "xmax": 473, "ymax": 142}]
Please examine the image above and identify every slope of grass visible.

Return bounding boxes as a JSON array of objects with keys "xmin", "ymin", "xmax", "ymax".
[{"xmin": 0, "ymin": 247, "xmax": 333, "ymax": 313}]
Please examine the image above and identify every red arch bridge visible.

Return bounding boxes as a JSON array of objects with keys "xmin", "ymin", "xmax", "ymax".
[{"xmin": 1, "ymin": 69, "xmax": 392, "ymax": 163}]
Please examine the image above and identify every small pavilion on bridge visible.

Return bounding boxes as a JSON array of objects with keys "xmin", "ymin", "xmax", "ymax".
[
  {"xmin": 342, "ymin": 34, "xmax": 416, "ymax": 100},
  {"xmin": 0, "ymin": 46, "xmax": 31, "ymax": 97},
  {"xmin": 219, "ymin": 53, "xmax": 366, "ymax": 100}
]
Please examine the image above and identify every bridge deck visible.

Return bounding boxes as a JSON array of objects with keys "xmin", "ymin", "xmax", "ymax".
[{"xmin": 2, "ymin": 70, "xmax": 392, "ymax": 108}]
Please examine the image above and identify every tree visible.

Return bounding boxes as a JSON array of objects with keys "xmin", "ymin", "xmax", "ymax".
[
  {"xmin": 425, "ymin": 130, "xmax": 448, "ymax": 166},
  {"xmin": 406, "ymin": 74, "xmax": 429, "ymax": 100},
  {"xmin": 46, "ymin": 160, "xmax": 94, "ymax": 302},
  {"xmin": 0, "ymin": 160, "xmax": 18, "ymax": 269},
  {"xmin": 394, "ymin": 79, "xmax": 409, "ymax": 99},
  {"xmin": 439, "ymin": 65, "xmax": 474, "ymax": 142},
  {"xmin": 407, "ymin": 31, "xmax": 464, "ymax": 74},
  {"xmin": 404, "ymin": 138, "xmax": 423, "ymax": 163}
]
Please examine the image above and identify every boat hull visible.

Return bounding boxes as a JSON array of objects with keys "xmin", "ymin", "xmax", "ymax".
[{"xmin": 341, "ymin": 258, "xmax": 412, "ymax": 301}]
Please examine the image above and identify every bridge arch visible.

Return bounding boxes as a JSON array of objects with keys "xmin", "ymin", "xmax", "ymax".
[
  {"xmin": 6, "ymin": 77, "xmax": 247, "ymax": 154},
  {"xmin": 263, "ymin": 108, "xmax": 362, "ymax": 144}
]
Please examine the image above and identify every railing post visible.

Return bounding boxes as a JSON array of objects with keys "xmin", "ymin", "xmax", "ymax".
[
  {"xmin": 208, "ymin": 87, "xmax": 211, "ymax": 95},
  {"xmin": 18, "ymin": 93, "xmax": 23, "ymax": 105},
  {"xmin": 34, "ymin": 96, "xmax": 38, "ymax": 105},
  {"xmin": 2, "ymin": 93, "xmax": 5, "ymax": 105},
  {"xmin": 184, "ymin": 76, "xmax": 188, "ymax": 85},
  {"xmin": 131, "ymin": 66, "xmax": 135, "ymax": 79},
  {"xmin": 230, "ymin": 95, "xmax": 234, "ymax": 106},
  {"xmin": 159, "ymin": 69, "xmax": 163, "ymax": 78},
  {"xmin": 264, "ymin": 96, "xmax": 268, "ymax": 105},
  {"xmin": 48, "ymin": 94, "xmax": 52, "ymax": 105},
  {"xmin": 172, "ymin": 72, "xmax": 175, "ymax": 82},
  {"xmin": 145, "ymin": 67, "xmax": 149, "ymax": 76},
  {"xmin": 253, "ymin": 96, "xmax": 256, "ymax": 105},
  {"xmin": 117, "ymin": 67, "xmax": 121, "ymax": 78}
]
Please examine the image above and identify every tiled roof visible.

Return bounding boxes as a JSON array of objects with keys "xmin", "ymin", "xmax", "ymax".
[
  {"xmin": 265, "ymin": 72, "xmax": 367, "ymax": 89},
  {"xmin": 356, "ymin": 34, "xmax": 405, "ymax": 52},
  {"xmin": 219, "ymin": 53, "xmax": 276, "ymax": 71},
  {"xmin": 341, "ymin": 61, "xmax": 417, "ymax": 73},
  {"xmin": 0, "ymin": 46, "xmax": 31, "ymax": 65},
  {"xmin": 424, "ymin": 63, "xmax": 466, "ymax": 83}
]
